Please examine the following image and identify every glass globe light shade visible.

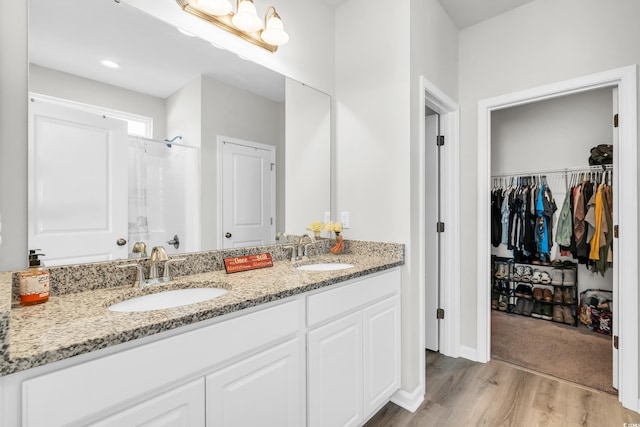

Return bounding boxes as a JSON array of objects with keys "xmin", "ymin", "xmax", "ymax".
[
  {"xmin": 195, "ymin": 0, "xmax": 232, "ymax": 16},
  {"xmin": 261, "ymin": 15, "xmax": 289, "ymax": 46},
  {"xmin": 232, "ymin": 0, "xmax": 263, "ymax": 32}
]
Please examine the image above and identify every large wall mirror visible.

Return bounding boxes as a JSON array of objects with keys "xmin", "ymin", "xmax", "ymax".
[{"xmin": 28, "ymin": 0, "xmax": 330, "ymax": 266}]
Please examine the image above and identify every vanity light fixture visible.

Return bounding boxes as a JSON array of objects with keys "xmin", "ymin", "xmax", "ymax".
[{"xmin": 176, "ymin": 0, "xmax": 289, "ymax": 52}]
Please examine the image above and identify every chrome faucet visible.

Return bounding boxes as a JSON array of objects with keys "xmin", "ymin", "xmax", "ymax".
[
  {"xmin": 149, "ymin": 246, "xmax": 169, "ymax": 281},
  {"xmin": 297, "ymin": 234, "xmax": 317, "ymax": 259},
  {"xmin": 119, "ymin": 246, "xmax": 185, "ymax": 289}
]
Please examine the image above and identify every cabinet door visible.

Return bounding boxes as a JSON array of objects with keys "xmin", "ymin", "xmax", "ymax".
[
  {"xmin": 205, "ymin": 338, "xmax": 304, "ymax": 427},
  {"xmin": 89, "ymin": 379, "xmax": 205, "ymax": 427},
  {"xmin": 308, "ymin": 311, "xmax": 363, "ymax": 427},
  {"xmin": 363, "ymin": 295, "xmax": 401, "ymax": 416}
]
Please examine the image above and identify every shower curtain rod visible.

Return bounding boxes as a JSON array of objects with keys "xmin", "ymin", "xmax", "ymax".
[
  {"xmin": 129, "ymin": 135, "xmax": 195, "ymax": 149},
  {"xmin": 491, "ymin": 164, "xmax": 612, "ymax": 178}
]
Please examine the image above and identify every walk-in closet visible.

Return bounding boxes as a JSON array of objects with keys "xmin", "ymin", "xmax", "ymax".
[{"xmin": 489, "ymin": 87, "xmax": 616, "ymax": 394}]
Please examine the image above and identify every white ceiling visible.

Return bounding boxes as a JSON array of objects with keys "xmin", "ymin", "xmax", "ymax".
[{"xmin": 323, "ymin": 0, "xmax": 535, "ymax": 29}]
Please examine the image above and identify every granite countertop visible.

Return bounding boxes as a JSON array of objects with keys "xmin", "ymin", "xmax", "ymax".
[{"xmin": 0, "ymin": 244, "xmax": 403, "ymax": 377}]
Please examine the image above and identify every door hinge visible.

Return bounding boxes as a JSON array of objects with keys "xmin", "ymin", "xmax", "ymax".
[
  {"xmin": 436, "ymin": 135, "xmax": 445, "ymax": 146},
  {"xmin": 614, "ymin": 335, "xmax": 619, "ymax": 349},
  {"xmin": 436, "ymin": 222, "xmax": 445, "ymax": 233},
  {"xmin": 614, "ymin": 114, "xmax": 619, "ymax": 128},
  {"xmin": 270, "ymin": 217, "xmax": 273, "ymax": 225},
  {"xmin": 436, "ymin": 308, "xmax": 445, "ymax": 319},
  {"xmin": 270, "ymin": 162, "xmax": 275, "ymax": 171},
  {"xmin": 614, "ymin": 224, "xmax": 619, "ymax": 238}
]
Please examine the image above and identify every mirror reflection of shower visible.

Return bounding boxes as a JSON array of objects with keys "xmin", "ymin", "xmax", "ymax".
[{"xmin": 128, "ymin": 136, "xmax": 199, "ymax": 257}]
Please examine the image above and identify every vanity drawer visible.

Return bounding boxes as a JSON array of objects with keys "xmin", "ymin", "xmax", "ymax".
[{"xmin": 307, "ymin": 268, "xmax": 400, "ymax": 327}]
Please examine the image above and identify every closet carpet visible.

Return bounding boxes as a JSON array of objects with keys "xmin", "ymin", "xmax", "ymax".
[{"xmin": 491, "ymin": 310, "xmax": 615, "ymax": 394}]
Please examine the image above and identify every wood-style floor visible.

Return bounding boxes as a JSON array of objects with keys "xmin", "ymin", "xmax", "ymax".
[{"xmin": 365, "ymin": 351, "xmax": 640, "ymax": 426}]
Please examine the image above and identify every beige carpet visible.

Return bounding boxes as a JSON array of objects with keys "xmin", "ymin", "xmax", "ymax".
[{"xmin": 491, "ymin": 310, "xmax": 616, "ymax": 394}]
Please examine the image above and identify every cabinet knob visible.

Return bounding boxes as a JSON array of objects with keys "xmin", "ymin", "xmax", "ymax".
[
  {"xmin": 116, "ymin": 238, "xmax": 127, "ymax": 246},
  {"xmin": 225, "ymin": 232, "xmax": 232, "ymax": 239}
]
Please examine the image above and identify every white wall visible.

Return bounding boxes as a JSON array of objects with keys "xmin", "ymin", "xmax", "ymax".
[
  {"xmin": 335, "ymin": 0, "xmax": 459, "ymax": 397},
  {"xmin": 458, "ymin": 0, "xmax": 640, "ymax": 351},
  {"xmin": 491, "ymin": 87, "xmax": 614, "ymax": 295},
  {"xmin": 29, "ymin": 65, "xmax": 166, "ymax": 139}
]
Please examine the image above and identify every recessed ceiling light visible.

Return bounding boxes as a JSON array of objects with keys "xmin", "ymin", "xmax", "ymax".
[
  {"xmin": 177, "ymin": 27, "xmax": 196, "ymax": 37},
  {"xmin": 100, "ymin": 59, "xmax": 120, "ymax": 69},
  {"xmin": 211, "ymin": 42, "xmax": 225, "ymax": 50},
  {"xmin": 238, "ymin": 55, "xmax": 250, "ymax": 61}
]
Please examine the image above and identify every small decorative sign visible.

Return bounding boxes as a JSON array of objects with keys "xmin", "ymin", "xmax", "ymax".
[{"xmin": 224, "ymin": 253, "xmax": 274, "ymax": 274}]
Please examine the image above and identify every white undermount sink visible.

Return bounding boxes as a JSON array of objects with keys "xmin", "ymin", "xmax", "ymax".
[
  {"xmin": 296, "ymin": 263, "xmax": 354, "ymax": 272},
  {"xmin": 108, "ymin": 288, "xmax": 228, "ymax": 312}
]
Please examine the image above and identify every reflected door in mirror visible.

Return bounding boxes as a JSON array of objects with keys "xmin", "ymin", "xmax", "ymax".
[
  {"xmin": 221, "ymin": 138, "xmax": 275, "ymax": 249},
  {"xmin": 28, "ymin": 99, "xmax": 128, "ymax": 266}
]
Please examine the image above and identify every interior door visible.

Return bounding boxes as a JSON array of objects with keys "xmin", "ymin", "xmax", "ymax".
[
  {"xmin": 424, "ymin": 112, "xmax": 440, "ymax": 351},
  {"xmin": 221, "ymin": 139, "xmax": 275, "ymax": 249},
  {"xmin": 611, "ymin": 87, "xmax": 619, "ymax": 390},
  {"xmin": 29, "ymin": 98, "xmax": 128, "ymax": 266}
]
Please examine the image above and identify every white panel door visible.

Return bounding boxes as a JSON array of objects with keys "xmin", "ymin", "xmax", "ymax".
[
  {"xmin": 88, "ymin": 380, "xmax": 205, "ymax": 427},
  {"xmin": 28, "ymin": 99, "xmax": 128, "ymax": 265},
  {"xmin": 308, "ymin": 312, "xmax": 363, "ymax": 427},
  {"xmin": 363, "ymin": 295, "xmax": 401, "ymax": 416},
  {"xmin": 205, "ymin": 338, "xmax": 304, "ymax": 427},
  {"xmin": 221, "ymin": 139, "xmax": 275, "ymax": 249}
]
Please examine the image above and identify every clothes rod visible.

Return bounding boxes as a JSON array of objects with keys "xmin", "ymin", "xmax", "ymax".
[{"xmin": 491, "ymin": 164, "xmax": 612, "ymax": 178}]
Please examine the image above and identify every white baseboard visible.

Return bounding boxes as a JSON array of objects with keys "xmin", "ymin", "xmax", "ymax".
[
  {"xmin": 459, "ymin": 345, "xmax": 479, "ymax": 362},
  {"xmin": 390, "ymin": 384, "xmax": 424, "ymax": 413}
]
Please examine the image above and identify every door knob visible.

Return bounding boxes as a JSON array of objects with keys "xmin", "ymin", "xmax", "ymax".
[
  {"xmin": 225, "ymin": 232, "xmax": 232, "ymax": 239},
  {"xmin": 116, "ymin": 238, "xmax": 127, "ymax": 246}
]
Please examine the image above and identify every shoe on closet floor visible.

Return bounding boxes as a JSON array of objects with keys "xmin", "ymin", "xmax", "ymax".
[
  {"xmin": 531, "ymin": 301, "xmax": 543, "ymax": 318},
  {"xmin": 563, "ymin": 287, "xmax": 576, "ymax": 305},
  {"xmin": 541, "ymin": 303, "xmax": 553, "ymax": 321},
  {"xmin": 532, "ymin": 287, "xmax": 543, "ymax": 301},
  {"xmin": 542, "ymin": 288, "xmax": 553, "ymax": 302},
  {"xmin": 522, "ymin": 299, "xmax": 534, "ymax": 316},
  {"xmin": 551, "ymin": 269, "xmax": 563, "ymax": 286},
  {"xmin": 552, "ymin": 305, "xmax": 564, "ymax": 322},
  {"xmin": 491, "ymin": 293, "xmax": 499, "ymax": 310},
  {"xmin": 521, "ymin": 266, "xmax": 534, "ymax": 282},
  {"xmin": 530, "ymin": 270, "xmax": 542, "ymax": 284},
  {"xmin": 514, "ymin": 284, "xmax": 531, "ymax": 298},
  {"xmin": 495, "ymin": 263, "xmax": 506, "ymax": 279},
  {"xmin": 563, "ymin": 306, "xmax": 576, "ymax": 325},
  {"xmin": 553, "ymin": 286, "xmax": 563, "ymax": 303},
  {"xmin": 498, "ymin": 295, "xmax": 509, "ymax": 311},
  {"xmin": 512, "ymin": 298, "xmax": 525, "ymax": 315},
  {"xmin": 513, "ymin": 265, "xmax": 524, "ymax": 281},
  {"xmin": 563, "ymin": 269, "xmax": 576, "ymax": 286},
  {"xmin": 539, "ymin": 271, "xmax": 551, "ymax": 284}
]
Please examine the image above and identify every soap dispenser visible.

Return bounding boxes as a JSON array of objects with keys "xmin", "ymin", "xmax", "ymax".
[{"xmin": 19, "ymin": 250, "xmax": 50, "ymax": 306}]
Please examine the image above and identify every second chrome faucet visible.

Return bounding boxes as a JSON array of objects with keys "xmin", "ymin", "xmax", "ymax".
[{"xmin": 119, "ymin": 246, "xmax": 185, "ymax": 289}]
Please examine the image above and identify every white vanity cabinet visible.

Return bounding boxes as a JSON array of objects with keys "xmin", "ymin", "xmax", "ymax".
[
  {"xmin": 3, "ymin": 267, "xmax": 401, "ymax": 427},
  {"xmin": 307, "ymin": 268, "xmax": 401, "ymax": 427},
  {"xmin": 15, "ymin": 300, "xmax": 304, "ymax": 427}
]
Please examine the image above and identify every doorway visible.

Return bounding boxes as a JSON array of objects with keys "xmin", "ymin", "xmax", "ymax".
[
  {"xmin": 217, "ymin": 136, "xmax": 276, "ymax": 249},
  {"xmin": 476, "ymin": 65, "xmax": 638, "ymax": 411},
  {"xmin": 416, "ymin": 76, "xmax": 461, "ymax": 407}
]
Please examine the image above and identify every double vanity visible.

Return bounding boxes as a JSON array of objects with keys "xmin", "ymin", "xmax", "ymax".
[{"xmin": 0, "ymin": 239, "xmax": 404, "ymax": 426}]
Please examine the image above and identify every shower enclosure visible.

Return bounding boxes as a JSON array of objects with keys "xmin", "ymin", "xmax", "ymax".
[{"xmin": 128, "ymin": 136, "xmax": 199, "ymax": 257}]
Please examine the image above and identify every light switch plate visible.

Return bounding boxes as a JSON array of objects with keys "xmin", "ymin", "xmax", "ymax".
[{"xmin": 340, "ymin": 211, "xmax": 350, "ymax": 229}]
